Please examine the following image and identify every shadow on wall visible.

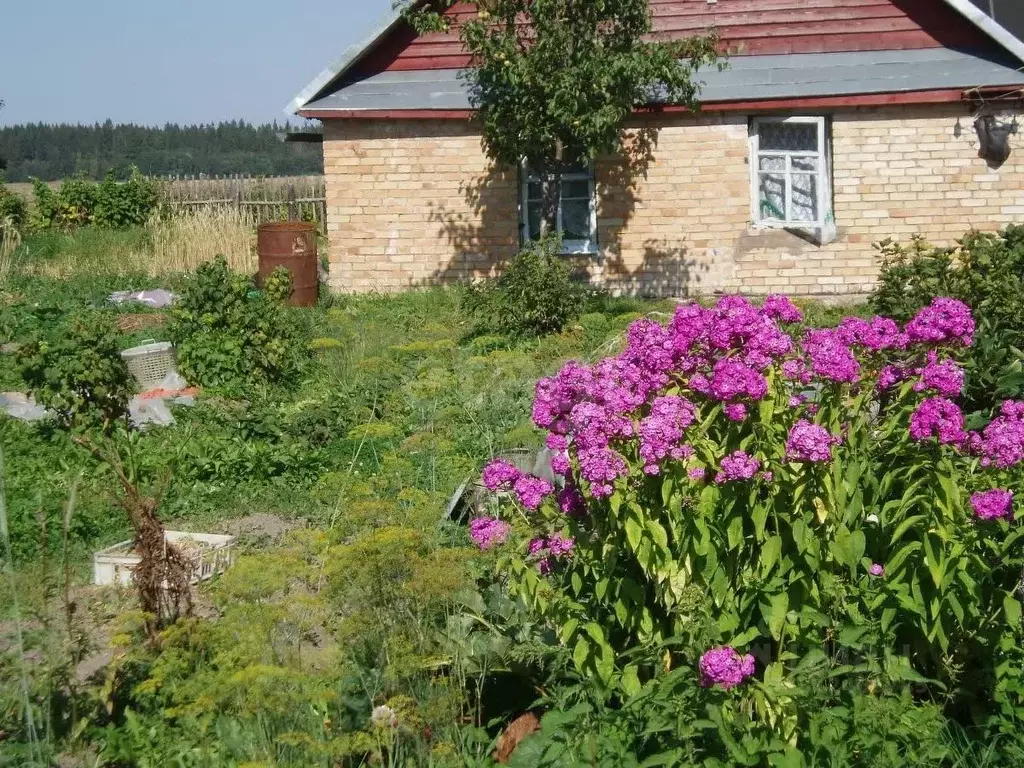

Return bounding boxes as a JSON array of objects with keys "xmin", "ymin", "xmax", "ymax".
[
  {"xmin": 424, "ymin": 161, "xmax": 519, "ymax": 286},
  {"xmin": 422, "ymin": 121, "xmax": 707, "ymax": 297},
  {"xmin": 595, "ymin": 124, "xmax": 709, "ymax": 297}
]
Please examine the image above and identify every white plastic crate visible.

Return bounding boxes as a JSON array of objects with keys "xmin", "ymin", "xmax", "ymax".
[{"xmin": 93, "ymin": 531, "xmax": 236, "ymax": 587}]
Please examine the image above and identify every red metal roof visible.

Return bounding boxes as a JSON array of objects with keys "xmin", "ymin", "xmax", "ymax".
[{"xmin": 350, "ymin": 0, "xmax": 993, "ymax": 78}]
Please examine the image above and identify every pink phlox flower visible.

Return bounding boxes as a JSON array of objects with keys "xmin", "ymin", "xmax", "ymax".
[
  {"xmin": 699, "ymin": 646, "xmax": 756, "ymax": 690},
  {"xmin": 557, "ymin": 485, "xmax": 587, "ymax": 516},
  {"xmin": 710, "ymin": 359, "xmax": 769, "ymax": 402},
  {"xmin": 914, "ymin": 352, "xmax": 965, "ymax": 397},
  {"xmin": 977, "ymin": 400, "xmax": 1024, "ymax": 468},
  {"xmin": 514, "ymin": 474, "xmax": 554, "ymax": 510},
  {"xmin": 803, "ymin": 328, "xmax": 860, "ymax": 383},
  {"xmin": 482, "ymin": 459, "xmax": 523, "ymax": 491},
  {"xmin": 715, "ymin": 451, "xmax": 761, "ymax": 484},
  {"xmin": 869, "ymin": 563, "xmax": 885, "ymax": 577},
  {"xmin": 469, "ymin": 517, "xmax": 511, "ymax": 550},
  {"xmin": 786, "ymin": 419, "xmax": 839, "ymax": 463},
  {"xmin": 548, "ymin": 532, "xmax": 575, "ymax": 558},
  {"xmin": 638, "ymin": 395, "xmax": 697, "ymax": 474},
  {"xmin": 909, "ymin": 397, "xmax": 967, "ymax": 445},
  {"xmin": 724, "ymin": 402, "xmax": 748, "ymax": 422},
  {"xmin": 763, "ymin": 294, "xmax": 804, "ymax": 324},
  {"xmin": 905, "ymin": 297, "xmax": 975, "ymax": 347},
  {"xmin": 971, "ymin": 489, "xmax": 1014, "ymax": 521},
  {"xmin": 578, "ymin": 447, "xmax": 628, "ymax": 498}
]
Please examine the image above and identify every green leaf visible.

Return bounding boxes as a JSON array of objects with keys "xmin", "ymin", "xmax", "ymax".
[
  {"xmin": 1005, "ymin": 593, "xmax": 1022, "ymax": 626},
  {"xmin": 625, "ymin": 515, "xmax": 643, "ymax": 551},
  {"xmin": 760, "ymin": 535, "xmax": 782, "ymax": 577},
  {"xmin": 621, "ymin": 664, "xmax": 642, "ymax": 697},
  {"xmin": 763, "ymin": 591, "xmax": 789, "ymax": 641},
  {"xmin": 572, "ymin": 637, "xmax": 589, "ymax": 672}
]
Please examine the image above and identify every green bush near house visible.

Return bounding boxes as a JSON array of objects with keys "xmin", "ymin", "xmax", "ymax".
[{"xmin": 462, "ymin": 235, "xmax": 586, "ymax": 339}]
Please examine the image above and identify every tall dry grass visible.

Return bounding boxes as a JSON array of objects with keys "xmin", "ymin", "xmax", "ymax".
[
  {"xmin": 158, "ymin": 175, "xmax": 324, "ymax": 203},
  {"xmin": 0, "ymin": 216, "xmax": 22, "ymax": 285},
  {"xmin": 19, "ymin": 208, "xmax": 257, "ymax": 278},
  {"xmin": 148, "ymin": 207, "xmax": 257, "ymax": 273}
]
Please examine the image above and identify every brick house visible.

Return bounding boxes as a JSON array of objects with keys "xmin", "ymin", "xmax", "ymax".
[{"xmin": 290, "ymin": 0, "xmax": 1024, "ymax": 298}]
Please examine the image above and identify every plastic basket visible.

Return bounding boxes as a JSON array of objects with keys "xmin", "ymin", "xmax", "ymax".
[{"xmin": 120, "ymin": 339, "xmax": 176, "ymax": 390}]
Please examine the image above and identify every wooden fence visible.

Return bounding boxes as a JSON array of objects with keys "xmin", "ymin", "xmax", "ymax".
[{"xmin": 153, "ymin": 174, "xmax": 327, "ymax": 232}]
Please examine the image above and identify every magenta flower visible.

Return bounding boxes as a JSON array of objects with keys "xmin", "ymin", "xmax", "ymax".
[
  {"xmin": 578, "ymin": 447, "xmax": 628, "ymax": 498},
  {"xmin": 710, "ymin": 359, "xmax": 768, "ymax": 402},
  {"xmin": 638, "ymin": 395, "xmax": 697, "ymax": 475},
  {"xmin": 762, "ymin": 294, "xmax": 804, "ymax": 324},
  {"xmin": 550, "ymin": 452, "xmax": 570, "ymax": 476},
  {"xmin": 514, "ymin": 475, "xmax": 554, "ymax": 511},
  {"xmin": 549, "ymin": 532, "xmax": 575, "ymax": 558},
  {"xmin": 803, "ymin": 328, "xmax": 860, "ymax": 383},
  {"xmin": 528, "ymin": 537, "xmax": 547, "ymax": 556},
  {"xmin": 716, "ymin": 451, "xmax": 760, "ymax": 484},
  {"xmin": 557, "ymin": 485, "xmax": 587, "ymax": 516},
  {"xmin": 699, "ymin": 646, "xmax": 756, "ymax": 690},
  {"xmin": 909, "ymin": 397, "xmax": 967, "ymax": 445},
  {"xmin": 760, "ymin": 471, "xmax": 774, "ymax": 483},
  {"xmin": 786, "ymin": 420, "xmax": 838, "ymax": 463},
  {"xmin": 869, "ymin": 563, "xmax": 885, "ymax": 577},
  {"xmin": 469, "ymin": 517, "xmax": 511, "ymax": 551},
  {"xmin": 905, "ymin": 297, "xmax": 975, "ymax": 347},
  {"xmin": 977, "ymin": 400, "xmax": 1024, "ymax": 468},
  {"xmin": 688, "ymin": 466, "xmax": 707, "ymax": 481},
  {"xmin": 971, "ymin": 489, "xmax": 1014, "ymax": 521},
  {"xmin": 482, "ymin": 459, "xmax": 522, "ymax": 491},
  {"xmin": 724, "ymin": 402, "xmax": 748, "ymax": 422},
  {"xmin": 915, "ymin": 354, "xmax": 965, "ymax": 397},
  {"xmin": 878, "ymin": 365, "xmax": 905, "ymax": 391}
]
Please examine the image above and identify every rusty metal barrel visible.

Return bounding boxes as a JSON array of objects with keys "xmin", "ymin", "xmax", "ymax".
[{"xmin": 257, "ymin": 221, "xmax": 318, "ymax": 307}]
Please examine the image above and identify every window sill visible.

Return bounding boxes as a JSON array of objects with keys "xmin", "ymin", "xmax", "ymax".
[
  {"xmin": 750, "ymin": 219, "xmax": 838, "ymax": 247},
  {"xmin": 560, "ymin": 242, "xmax": 599, "ymax": 257}
]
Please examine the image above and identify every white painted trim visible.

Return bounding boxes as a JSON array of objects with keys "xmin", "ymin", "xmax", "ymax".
[
  {"xmin": 749, "ymin": 115, "xmax": 830, "ymax": 229},
  {"xmin": 942, "ymin": 0, "xmax": 1024, "ymax": 67},
  {"xmin": 284, "ymin": 5, "xmax": 408, "ymax": 115}
]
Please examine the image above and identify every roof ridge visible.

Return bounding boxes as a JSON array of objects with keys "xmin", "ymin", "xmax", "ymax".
[{"xmin": 287, "ymin": 0, "xmax": 1024, "ymax": 115}]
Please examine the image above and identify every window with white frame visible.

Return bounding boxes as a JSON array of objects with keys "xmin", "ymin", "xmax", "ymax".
[
  {"xmin": 521, "ymin": 162, "xmax": 597, "ymax": 254},
  {"xmin": 750, "ymin": 116, "xmax": 831, "ymax": 228}
]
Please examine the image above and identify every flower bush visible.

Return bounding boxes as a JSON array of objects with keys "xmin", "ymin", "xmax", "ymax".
[{"xmin": 479, "ymin": 294, "xmax": 1024, "ymax": 727}]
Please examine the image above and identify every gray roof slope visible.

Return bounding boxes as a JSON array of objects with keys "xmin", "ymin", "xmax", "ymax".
[
  {"xmin": 289, "ymin": 0, "xmax": 1024, "ymax": 114},
  {"xmin": 302, "ymin": 48, "xmax": 1024, "ymax": 112}
]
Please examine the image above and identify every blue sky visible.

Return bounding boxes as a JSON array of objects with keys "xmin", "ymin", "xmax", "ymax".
[{"xmin": 0, "ymin": 0, "xmax": 394, "ymax": 126}]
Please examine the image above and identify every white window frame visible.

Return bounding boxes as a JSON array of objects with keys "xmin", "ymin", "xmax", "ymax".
[
  {"xmin": 520, "ymin": 162, "xmax": 598, "ymax": 255},
  {"xmin": 749, "ymin": 116, "xmax": 831, "ymax": 230}
]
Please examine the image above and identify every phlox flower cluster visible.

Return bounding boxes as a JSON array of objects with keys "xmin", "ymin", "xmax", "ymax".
[
  {"xmin": 971, "ymin": 489, "xmax": 1014, "ymax": 521},
  {"xmin": 905, "ymin": 297, "xmax": 975, "ymax": 346},
  {"xmin": 974, "ymin": 400, "xmax": 1024, "ymax": 469},
  {"xmin": 469, "ymin": 517, "xmax": 511, "ymax": 551},
  {"xmin": 910, "ymin": 397, "xmax": 967, "ymax": 445},
  {"xmin": 786, "ymin": 420, "xmax": 839, "ymax": 463},
  {"xmin": 914, "ymin": 352, "xmax": 965, "ymax": 397},
  {"xmin": 716, "ymin": 451, "xmax": 761, "ymax": 484},
  {"xmin": 699, "ymin": 646, "xmax": 756, "ymax": 690}
]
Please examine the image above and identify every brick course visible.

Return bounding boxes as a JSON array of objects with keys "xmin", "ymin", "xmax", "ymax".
[{"xmin": 322, "ymin": 105, "xmax": 1024, "ymax": 296}]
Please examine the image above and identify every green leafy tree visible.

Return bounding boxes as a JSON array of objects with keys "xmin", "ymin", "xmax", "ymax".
[{"xmin": 402, "ymin": 0, "xmax": 718, "ymax": 233}]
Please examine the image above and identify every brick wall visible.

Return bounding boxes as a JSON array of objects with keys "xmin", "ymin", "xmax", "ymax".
[{"xmin": 322, "ymin": 104, "xmax": 1024, "ymax": 296}]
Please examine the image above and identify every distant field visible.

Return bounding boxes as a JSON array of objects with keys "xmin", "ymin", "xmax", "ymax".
[{"xmin": 6, "ymin": 175, "xmax": 325, "ymax": 203}]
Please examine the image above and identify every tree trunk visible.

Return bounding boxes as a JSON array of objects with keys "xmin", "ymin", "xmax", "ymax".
[{"xmin": 538, "ymin": 140, "xmax": 564, "ymax": 239}]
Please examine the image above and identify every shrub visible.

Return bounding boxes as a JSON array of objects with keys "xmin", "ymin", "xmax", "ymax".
[
  {"xmin": 168, "ymin": 256, "xmax": 306, "ymax": 394},
  {"xmin": 463, "ymin": 236, "xmax": 585, "ymax": 338},
  {"xmin": 477, "ymin": 294, "xmax": 1024, "ymax": 741},
  {"xmin": 29, "ymin": 168, "xmax": 159, "ymax": 230},
  {"xmin": 872, "ymin": 227, "xmax": 1024, "ymax": 413},
  {"xmin": 0, "ymin": 175, "xmax": 27, "ymax": 231},
  {"xmin": 18, "ymin": 312, "xmax": 134, "ymax": 431},
  {"xmin": 93, "ymin": 168, "xmax": 159, "ymax": 228}
]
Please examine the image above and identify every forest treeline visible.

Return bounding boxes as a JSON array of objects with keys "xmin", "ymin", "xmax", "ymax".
[{"xmin": 0, "ymin": 120, "xmax": 323, "ymax": 181}]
